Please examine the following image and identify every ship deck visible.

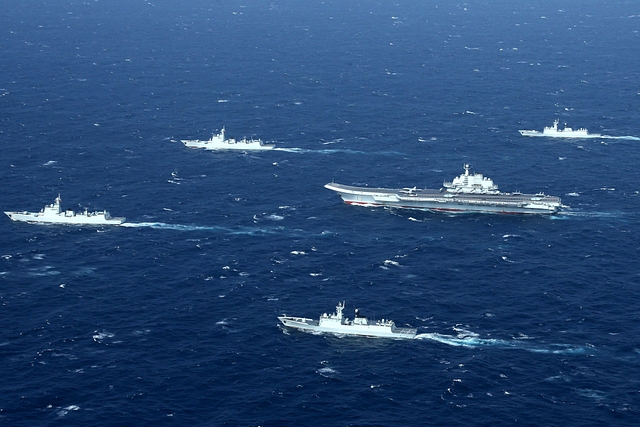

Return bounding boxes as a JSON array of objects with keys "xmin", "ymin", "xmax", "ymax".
[{"xmin": 326, "ymin": 183, "xmax": 560, "ymax": 203}]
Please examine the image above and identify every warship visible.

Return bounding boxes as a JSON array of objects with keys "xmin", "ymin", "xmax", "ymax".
[
  {"xmin": 4, "ymin": 195, "xmax": 125, "ymax": 225},
  {"xmin": 519, "ymin": 120, "xmax": 602, "ymax": 138},
  {"xmin": 278, "ymin": 301, "xmax": 417, "ymax": 339},
  {"xmin": 181, "ymin": 127, "xmax": 274, "ymax": 151},
  {"xmin": 325, "ymin": 164, "xmax": 563, "ymax": 214}
]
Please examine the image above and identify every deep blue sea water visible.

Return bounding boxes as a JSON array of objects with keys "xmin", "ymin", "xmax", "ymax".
[{"xmin": 2, "ymin": 1, "xmax": 640, "ymax": 425}]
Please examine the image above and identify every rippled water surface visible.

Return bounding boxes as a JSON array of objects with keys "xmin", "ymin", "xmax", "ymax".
[{"xmin": 1, "ymin": 1, "xmax": 639, "ymax": 426}]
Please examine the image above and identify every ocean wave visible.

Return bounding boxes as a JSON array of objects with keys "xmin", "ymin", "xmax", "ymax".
[
  {"xmin": 92, "ymin": 331, "xmax": 114, "ymax": 343},
  {"xmin": 56, "ymin": 405, "xmax": 80, "ymax": 417}
]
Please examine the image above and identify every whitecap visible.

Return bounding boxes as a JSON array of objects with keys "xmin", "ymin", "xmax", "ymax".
[
  {"xmin": 28, "ymin": 266, "xmax": 60, "ymax": 276},
  {"xmin": 452, "ymin": 326, "xmax": 479, "ymax": 338},
  {"xmin": 513, "ymin": 333, "xmax": 534, "ymax": 340},
  {"xmin": 575, "ymin": 389, "xmax": 605, "ymax": 400},
  {"xmin": 56, "ymin": 405, "xmax": 80, "ymax": 417},
  {"xmin": 93, "ymin": 331, "xmax": 114, "ymax": 342},
  {"xmin": 317, "ymin": 366, "xmax": 337, "ymax": 378}
]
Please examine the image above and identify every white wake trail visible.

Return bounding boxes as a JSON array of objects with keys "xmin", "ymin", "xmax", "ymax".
[{"xmin": 119, "ymin": 222, "xmax": 278, "ymax": 235}]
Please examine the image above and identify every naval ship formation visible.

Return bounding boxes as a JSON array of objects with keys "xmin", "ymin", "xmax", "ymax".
[
  {"xmin": 325, "ymin": 164, "xmax": 562, "ymax": 214},
  {"xmin": 4, "ymin": 195, "xmax": 125, "ymax": 225},
  {"xmin": 278, "ymin": 301, "xmax": 417, "ymax": 339},
  {"xmin": 181, "ymin": 127, "xmax": 275, "ymax": 151}
]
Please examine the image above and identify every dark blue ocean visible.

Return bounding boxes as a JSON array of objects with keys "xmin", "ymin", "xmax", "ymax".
[{"xmin": 2, "ymin": 1, "xmax": 640, "ymax": 425}]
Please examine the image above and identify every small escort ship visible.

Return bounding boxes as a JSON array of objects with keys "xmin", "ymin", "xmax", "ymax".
[
  {"xmin": 324, "ymin": 164, "xmax": 563, "ymax": 214},
  {"xmin": 519, "ymin": 119, "xmax": 602, "ymax": 139},
  {"xmin": 4, "ymin": 195, "xmax": 125, "ymax": 225},
  {"xmin": 278, "ymin": 301, "xmax": 417, "ymax": 339},
  {"xmin": 181, "ymin": 127, "xmax": 274, "ymax": 151}
]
